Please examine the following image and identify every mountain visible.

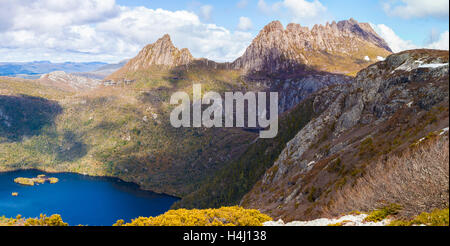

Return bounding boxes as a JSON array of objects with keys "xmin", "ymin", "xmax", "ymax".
[
  {"xmin": 232, "ymin": 19, "xmax": 392, "ymax": 76},
  {"xmin": 240, "ymin": 49, "xmax": 449, "ymax": 221},
  {"xmin": 104, "ymin": 19, "xmax": 389, "ymax": 112},
  {"xmin": 0, "ymin": 61, "xmax": 108, "ymax": 78},
  {"xmin": 106, "ymin": 35, "xmax": 194, "ymax": 81},
  {"xmin": 107, "ymin": 19, "xmax": 390, "ymax": 81}
]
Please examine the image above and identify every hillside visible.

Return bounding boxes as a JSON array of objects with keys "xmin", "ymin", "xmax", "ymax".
[{"xmin": 240, "ymin": 49, "xmax": 449, "ymax": 221}]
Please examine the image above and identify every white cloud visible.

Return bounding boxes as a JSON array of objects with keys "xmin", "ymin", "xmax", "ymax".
[
  {"xmin": 383, "ymin": 0, "xmax": 449, "ymax": 19},
  {"xmin": 370, "ymin": 23, "xmax": 417, "ymax": 52},
  {"xmin": 0, "ymin": 1, "xmax": 253, "ymax": 63},
  {"xmin": 238, "ymin": 17, "xmax": 253, "ymax": 31},
  {"xmin": 199, "ymin": 5, "xmax": 213, "ymax": 21},
  {"xmin": 370, "ymin": 23, "xmax": 449, "ymax": 52},
  {"xmin": 283, "ymin": 0, "xmax": 327, "ymax": 21},
  {"xmin": 257, "ymin": 0, "xmax": 328, "ymax": 25},
  {"xmin": 257, "ymin": 0, "xmax": 277, "ymax": 13},
  {"xmin": 0, "ymin": 0, "xmax": 119, "ymax": 32},
  {"xmin": 426, "ymin": 31, "xmax": 449, "ymax": 50}
]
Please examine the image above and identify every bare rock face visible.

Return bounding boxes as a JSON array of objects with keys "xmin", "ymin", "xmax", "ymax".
[
  {"xmin": 106, "ymin": 34, "xmax": 194, "ymax": 80},
  {"xmin": 232, "ymin": 19, "xmax": 392, "ymax": 75},
  {"xmin": 127, "ymin": 34, "xmax": 194, "ymax": 70}
]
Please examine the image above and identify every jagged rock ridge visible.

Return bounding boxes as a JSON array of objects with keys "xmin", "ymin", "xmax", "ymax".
[
  {"xmin": 232, "ymin": 19, "xmax": 392, "ymax": 75},
  {"xmin": 106, "ymin": 18, "xmax": 392, "ymax": 82}
]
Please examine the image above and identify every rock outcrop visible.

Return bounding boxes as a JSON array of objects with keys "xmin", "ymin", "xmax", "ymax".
[{"xmin": 39, "ymin": 71, "xmax": 101, "ymax": 91}]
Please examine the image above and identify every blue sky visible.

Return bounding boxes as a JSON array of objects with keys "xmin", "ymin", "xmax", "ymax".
[{"xmin": 0, "ymin": 0, "xmax": 448, "ymax": 63}]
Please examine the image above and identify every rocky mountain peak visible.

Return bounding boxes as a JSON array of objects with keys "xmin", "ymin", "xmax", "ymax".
[
  {"xmin": 159, "ymin": 34, "xmax": 172, "ymax": 43},
  {"xmin": 262, "ymin": 20, "xmax": 284, "ymax": 32},
  {"xmin": 134, "ymin": 34, "xmax": 193, "ymax": 68},
  {"xmin": 232, "ymin": 18, "xmax": 392, "ymax": 75},
  {"xmin": 105, "ymin": 34, "xmax": 194, "ymax": 81}
]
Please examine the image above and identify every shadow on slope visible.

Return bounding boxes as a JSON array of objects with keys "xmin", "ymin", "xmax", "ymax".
[{"xmin": 0, "ymin": 95, "xmax": 62, "ymax": 141}]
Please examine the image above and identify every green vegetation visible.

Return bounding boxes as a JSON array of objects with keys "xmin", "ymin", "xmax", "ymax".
[
  {"xmin": 173, "ymin": 98, "xmax": 319, "ymax": 209},
  {"xmin": 364, "ymin": 204, "xmax": 402, "ymax": 222},
  {"xmin": 114, "ymin": 206, "xmax": 272, "ymax": 226},
  {"xmin": 389, "ymin": 208, "xmax": 449, "ymax": 226},
  {"xmin": 1, "ymin": 68, "xmax": 256, "ymax": 197}
]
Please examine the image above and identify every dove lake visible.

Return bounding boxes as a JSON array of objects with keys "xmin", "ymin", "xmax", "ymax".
[{"xmin": 0, "ymin": 169, "xmax": 179, "ymax": 225}]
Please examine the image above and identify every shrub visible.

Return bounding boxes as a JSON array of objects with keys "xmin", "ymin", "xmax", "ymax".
[
  {"xmin": 389, "ymin": 208, "xmax": 449, "ymax": 226},
  {"xmin": 24, "ymin": 214, "xmax": 68, "ymax": 226},
  {"xmin": 329, "ymin": 138, "xmax": 449, "ymax": 218},
  {"xmin": 114, "ymin": 206, "xmax": 272, "ymax": 226},
  {"xmin": 364, "ymin": 204, "xmax": 402, "ymax": 222}
]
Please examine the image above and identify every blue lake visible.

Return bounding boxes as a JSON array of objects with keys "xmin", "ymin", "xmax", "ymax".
[{"xmin": 0, "ymin": 169, "xmax": 179, "ymax": 226}]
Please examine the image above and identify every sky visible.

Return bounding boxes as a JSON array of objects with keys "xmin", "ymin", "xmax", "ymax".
[{"xmin": 0, "ymin": 0, "xmax": 448, "ymax": 63}]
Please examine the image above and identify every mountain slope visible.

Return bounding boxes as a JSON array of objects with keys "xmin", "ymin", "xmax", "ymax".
[
  {"xmin": 0, "ymin": 37, "xmax": 257, "ymax": 197},
  {"xmin": 241, "ymin": 49, "xmax": 449, "ymax": 221}
]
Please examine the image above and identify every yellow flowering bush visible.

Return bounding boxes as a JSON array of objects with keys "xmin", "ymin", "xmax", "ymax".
[
  {"xmin": 24, "ymin": 214, "xmax": 68, "ymax": 226},
  {"xmin": 1, "ymin": 214, "xmax": 68, "ymax": 226},
  {"xmin": 114, "ymin": 206, "xmax": 272, "ymax": 226}
]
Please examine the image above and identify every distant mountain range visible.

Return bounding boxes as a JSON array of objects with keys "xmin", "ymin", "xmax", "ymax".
[
  {"xmin": 0, "ymin": 61, "xmax": 109, "ymax": 79},
  {"xmin": 72, "ymin": 60, "xmax": 129, "ymax": 80}
]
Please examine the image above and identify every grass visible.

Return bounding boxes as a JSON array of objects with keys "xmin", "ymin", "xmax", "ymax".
[
  {"xmin": 389, "ymin": 208, "xmax": 449, "ymax": 226},
  {"xmin": 363, "ymin": 204, "xmax": 402, "ymax": 222}
]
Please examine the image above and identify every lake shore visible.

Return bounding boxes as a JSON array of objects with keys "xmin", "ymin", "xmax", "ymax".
[{"xmin": 0, "ymin": 167, "xmax": 180, "ymax": 199}]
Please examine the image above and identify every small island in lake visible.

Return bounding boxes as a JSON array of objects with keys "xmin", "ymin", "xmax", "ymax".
[{"xmin": 14, "ymin": 175, "xmax": 59, "ymax": 186}]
